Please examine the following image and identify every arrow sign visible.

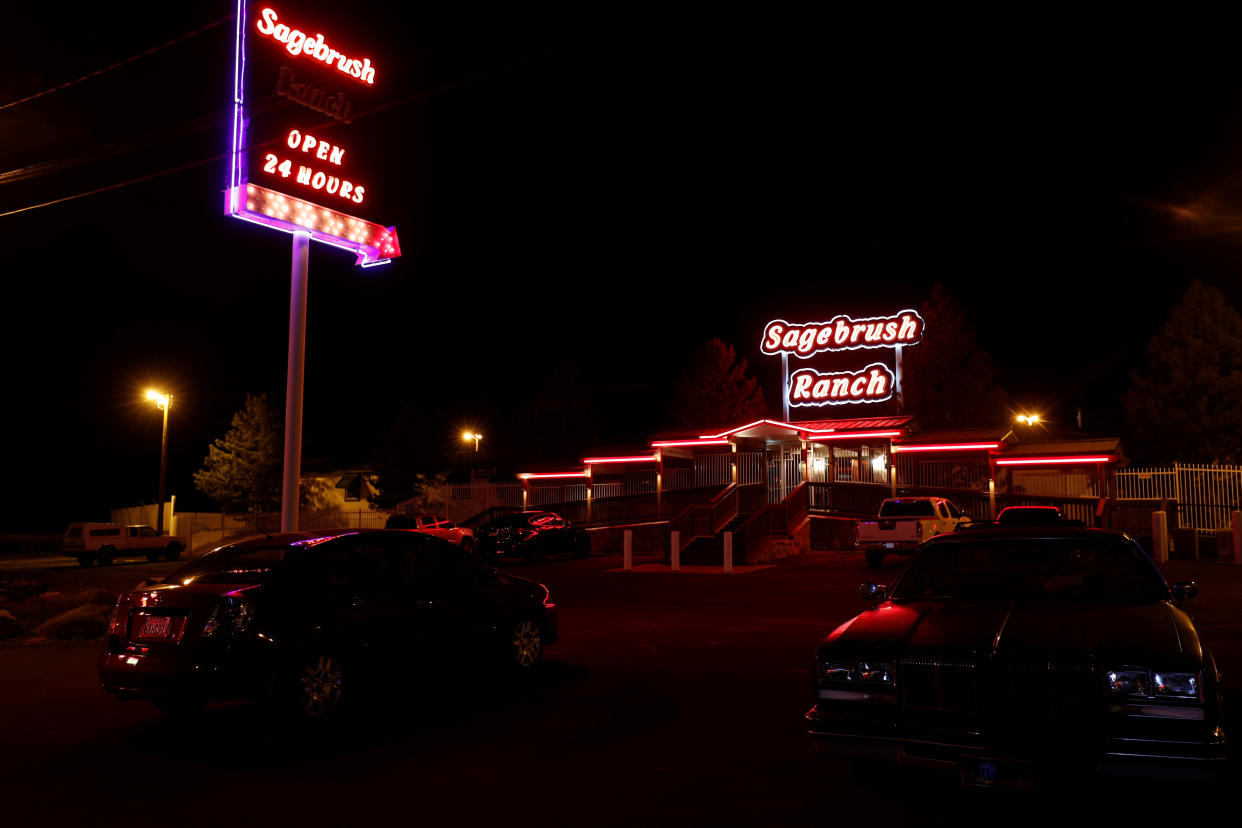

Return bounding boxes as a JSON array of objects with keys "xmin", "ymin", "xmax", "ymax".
[{"xmin": 227, "ymin": 183, "xmax": 400, "ymax": 267}]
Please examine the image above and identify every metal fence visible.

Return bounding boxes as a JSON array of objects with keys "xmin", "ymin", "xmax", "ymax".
[{"xmin": 1117, "ymin": 463, "xmax": 1242, "ymax": 531}]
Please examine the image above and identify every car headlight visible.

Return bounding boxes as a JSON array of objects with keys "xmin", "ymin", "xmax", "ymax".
[
  {"xmin": 818, "ymin": 658, "xmax": 894, "ymax": 686},
  {"xmin": 1105, "ymin": 668, "xmax": 1200, "ymax": 701}
]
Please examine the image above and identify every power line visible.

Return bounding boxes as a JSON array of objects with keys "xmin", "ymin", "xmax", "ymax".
[{"xmin": 0, "ymin": 13, "xmax": 235, "ymax": 113}]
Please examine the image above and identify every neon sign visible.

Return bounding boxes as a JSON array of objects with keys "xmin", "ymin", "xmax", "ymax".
[
  {"xmin": 227, "ymin": 0, "xmax": 399, "ymax": 266},
  {"xmin": 761, "ymin": 311, "xmax": 923, "ymax": 358},
  {"xmin": 255, "ymin": 8, "xmax": 376, "ymax": 84},
  {"xmin": 788, "ymin": 364, "xmax": 894, "ymax": 407},
  {"xmin": 760, "ymin": 311, "xmax": 924, "ymax": 411}
]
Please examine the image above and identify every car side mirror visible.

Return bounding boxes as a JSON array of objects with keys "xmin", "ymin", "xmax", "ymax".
[
  {"xmin": 859, "ymin": 582, "xmax": 888, "ymax": 608},
  {"xmin": 1171, "ymin": 581, "xmax": 1198, "ymax": 602}
]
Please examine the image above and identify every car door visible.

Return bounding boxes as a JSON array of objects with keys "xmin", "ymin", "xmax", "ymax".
[{"xmin": 401, "ymin": 534, "xmax": 501, "ymax": 655}]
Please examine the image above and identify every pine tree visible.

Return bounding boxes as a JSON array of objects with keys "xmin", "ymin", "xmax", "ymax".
[
  {"xmin": 670, "ymin": 339, "xmax": 768, "ymax": 430},
  {"xmin": 1123, "ymin": 282, "xmax": 1242, "ymax": 463},
  {"xmin": 193, "ymin": 393, "xmax": 284, "ymax": 511}
]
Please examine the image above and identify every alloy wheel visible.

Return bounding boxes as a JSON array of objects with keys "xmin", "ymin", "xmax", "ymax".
[
  {"xmin": 511, "ymin": 619, "xmax": 543, "ymax": 668},
  {"xmin": 298, "ymin": 655, "xmax": 344, "ymax": 717}
]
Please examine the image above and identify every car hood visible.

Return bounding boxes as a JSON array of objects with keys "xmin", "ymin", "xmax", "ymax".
[{"xmin": 823, "ymin": 599, "xmax": 1204, "ymax": 665}]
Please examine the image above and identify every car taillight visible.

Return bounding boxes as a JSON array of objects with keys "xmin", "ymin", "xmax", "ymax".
[{"xmin": 202, "ymin": 596, "xmax": 254, "ymax": 638}]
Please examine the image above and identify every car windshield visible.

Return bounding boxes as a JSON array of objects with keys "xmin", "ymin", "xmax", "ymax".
[
  {"xmin": 488, "ymin": 513, "xmax": 545, "ymax": 529},
  {"xmin": 165, "ymin": 545, "xmax": 294, "ymax": 584},
  {"xmin": 890, "ymin": 537, "xmax": 1169, "ymax": 603},
  {"xmin": 880, "ymin": 500, "xmax": 935, "ymax": 517}
]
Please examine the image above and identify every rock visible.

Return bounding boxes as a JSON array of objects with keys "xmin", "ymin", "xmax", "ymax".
[
  {"xmin": 73, "ymin": 588, "xmax": 118, "ymax": 606},
  {"xmin": 33, "ymin": 604, "xmax": 112, "ymax": 640},
  {"xmin": 0, "ymin": 610, "xmax": 22, "ymax": 640}
]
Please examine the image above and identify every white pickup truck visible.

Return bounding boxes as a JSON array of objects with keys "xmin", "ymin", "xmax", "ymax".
[
  {"xmin": 62, "ymin": 522, "xmax": 187, "ymax": 567},
  {"xmin": 855, "ymin": 497, "xmax": 970, "ymax": 568}
]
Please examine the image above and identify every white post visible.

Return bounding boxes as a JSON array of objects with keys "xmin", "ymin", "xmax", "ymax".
[
  {"xmin": 1233, "ymin": 511, "xmax": 1242, "ymax": 565},
  {"xmin": 671, "ymin": 530, "xmax": 680, "ymax": 571},
  {"xmin": 624, "ymin": 529, "xmax": 633, "ymax": 570},
  {"xmin": 1152, "ymin": 510, "xmax": 1168, "ymax": 563},
  {"xmin": 282, "ymin": 231, "xmax": 311, "ymax": 533},
  {"xmin": 723, "ymin": 531, "xmax": 733, "ymax": 573}
]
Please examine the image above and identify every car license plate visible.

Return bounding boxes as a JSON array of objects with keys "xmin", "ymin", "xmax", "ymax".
[
  {"xmin": 884, "ymin": 542, "xmax": 895, "ymax": 549},
  {"xmin": 139, "ymin": 615, "xmax": 172, "ymax": 639},
  {"xmin": 961, "ymin": 756, "xmax": 1033, "ymax": 789}
]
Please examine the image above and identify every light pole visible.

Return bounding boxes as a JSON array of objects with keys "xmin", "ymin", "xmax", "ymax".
[
  {"xmin": 462, "ymin": 431, "xmax": 482, "ymax": 452},
  {"xmin": 146, "ymin": 389, "xmax": 172, "ymax": 535}
]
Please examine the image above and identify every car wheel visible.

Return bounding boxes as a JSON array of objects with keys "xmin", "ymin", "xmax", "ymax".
[
  {"xmin": 164, "ymin": 543, "xmax": 183, "ymax": 561},
  {"xmin": 76, "ymin": 555, "xmax": 94, "ymax": 567},
  {"xmin": 461, "ymin": 537, "xmax": 474, "ymax": 553},
  {"xmin": 864, "ymin": 548, "xmax": 884, "ymax": 569},
  {"xmin": 97, "ymin": 547, "xmax": 115, "ymax": 566},
  {"xmin": 509, "ymin": 618, "xmax": 543, "ymax": 670},
  {"xmin": 146, "ymin": 552, "xmax": 161, "ymax": 563},
  {"xmin": 572, "ymin": 535, "xmax": 590, "ymax": 558},
  {"xmin": 523, "ymin": 544, "xmax": 546, "ymax": 564},
  {"xmin": 295, "ymin": 654, "xmax": 345, "ymax": 718}
]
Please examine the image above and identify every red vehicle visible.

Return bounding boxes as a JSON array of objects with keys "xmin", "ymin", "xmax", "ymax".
[{"xmin": 385, "ymin": 513, "xmax": 475, "ymax": 551}]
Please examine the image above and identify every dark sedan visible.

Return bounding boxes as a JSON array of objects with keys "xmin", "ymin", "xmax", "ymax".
[
  {"xmin": 98, "ymin": 528, "xmax": 557, "ymax": 718},
  {"xmin": 805, "ymin": 523, "xmax": 1229, "ymax": 788},
  {"xmin": 475, "ymin": 511, "xmax": 591, "ymax": 563}
]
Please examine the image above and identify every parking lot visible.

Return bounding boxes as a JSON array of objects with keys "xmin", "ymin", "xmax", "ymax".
[{"xmin": 1, "ymin": 544, "xmax": 1238, "ymax": 825}]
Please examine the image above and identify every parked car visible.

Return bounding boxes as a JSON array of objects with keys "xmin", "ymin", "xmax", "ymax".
[
  {"xmin": 475, "ymin": 511, "xmax": 591, "ymax": 563},
  {"xmin": 62, "ymin": 522, "xmax": 186, "ymax": 567},
  {"xmin": 385, "ymin": 513, "xmax": 475, "ymax": 551},
  {"xmin": 855, "ymin": 497, "xmax": 970, "ymax": 568},
  {"xmin": 98, "ymin": 528, "xmax": 557, "ymax": 718},
  {"xmin": 805, "ymin": 523, "xmax": 1229, "ymax": 788},
  {"xmin": 995, "ymin": 505, "xmax": 1066, "ymax": 525}
]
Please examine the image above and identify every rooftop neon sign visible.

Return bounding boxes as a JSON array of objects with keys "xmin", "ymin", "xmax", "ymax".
[{"xmin": 761, "ymin": 311, "xmax": 923, "ymax": 358}]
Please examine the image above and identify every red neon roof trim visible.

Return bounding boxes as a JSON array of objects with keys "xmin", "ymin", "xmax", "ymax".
[
  {"xmin": 583, "ymin": 455, "xmax": 659, "ymax": 464},
  {"xmin": 892, "ymin": 442, "xmax": 1001, "ymax": 453},
  {"xmin": 809, "ymin": 430, "xmax": 903, "ymax": 441},
  {"xmin": 650, "ymin": 439, "xmax": 732, "ymax": 448},
  {"xmin": 995, "ymin": 456, "xmax": 1113, "ymax": 466},
  {"xmin": 518, "ymin": 472, "xmax": 590, "ymax": 480}
]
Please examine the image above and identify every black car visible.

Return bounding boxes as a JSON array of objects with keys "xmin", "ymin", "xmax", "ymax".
[
  {"xmin": 805, "ymin": 523, "xmax": 1229, "ymax": 788},
  {"xmin": 475, "ymin": 511, "xmax": 591, "ymax": 563},
  {"xmin": 98, "ymin": 528, "xmax": 557, "ymax": 718}
]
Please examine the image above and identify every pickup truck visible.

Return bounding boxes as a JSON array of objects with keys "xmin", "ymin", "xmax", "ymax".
[
  {"xmin": 62, "ymin": 522, "xmax": 187, "ymax": 567},
  {"xmin": 855, "ymin": 497, "xmax": 970, "ymax": 567}
]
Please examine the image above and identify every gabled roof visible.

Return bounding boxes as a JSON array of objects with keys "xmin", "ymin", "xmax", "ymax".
[{"xmin": 790, "ymin": 416, "xmax": 915, "ymax": 432}]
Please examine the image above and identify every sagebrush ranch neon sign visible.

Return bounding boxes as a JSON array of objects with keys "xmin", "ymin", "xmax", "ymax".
[
  {"xmin": 226, "ymin": 1, "xmax": 399, "ymax": 266},
  {"xmin": 761, "ymin": 311, "xmax": 923, "ymax": 407}
]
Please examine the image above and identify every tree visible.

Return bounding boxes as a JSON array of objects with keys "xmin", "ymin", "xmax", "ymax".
[
  {"xmin": 368, "ymin": 404, "xmax": 445, "ymax": 509},
  {"xmin": 900, "ymin": 284, "xmax": 1008, "ymax": 427},
  {"xmin": 1122, "ymin": 281, "xmax": 1242, "ymax": 463},
  {"xmin": 193, "ymin": 393, "xmax": 283, "ymax": 512},
  {"xmin": 669, "ymin": 339, "xmax": 767, "ymax": 430},
  {"xmin": 508, "ymin": 361, "xmax": 601, "ymax": 465}
]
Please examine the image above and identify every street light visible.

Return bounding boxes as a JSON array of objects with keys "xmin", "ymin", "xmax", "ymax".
[
  {"xmin": 462, "ymin": 431, "xmax": 482, "ymax": 452},
  {"xmin": 146, "ymin": 389, "xmax": 172, "ymax": 535},
  {"xmin": 1016, "ymin": 413, "xmax": 1041, "ymax": 426}
]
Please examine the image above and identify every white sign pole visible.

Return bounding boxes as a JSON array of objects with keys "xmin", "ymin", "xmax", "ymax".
[{"xmin": 281, "ymin": 231, "xmax": 311, "ymax": 532}]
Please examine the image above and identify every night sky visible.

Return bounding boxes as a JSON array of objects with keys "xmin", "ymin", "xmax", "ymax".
[{"xmin": 5, "ymin": 4, "xmax": 1242, "ymax": 531}]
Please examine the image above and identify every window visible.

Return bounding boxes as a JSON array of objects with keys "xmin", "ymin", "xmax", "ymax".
[{"xmin": 90, "ymin": 528, "xmax": 122, "ymax": 537}]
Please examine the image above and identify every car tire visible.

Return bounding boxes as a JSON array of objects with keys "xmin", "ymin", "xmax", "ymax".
[
  {"xmin": 523, "ymin": 545, "xmax": 546, "ymax": 564},
  {"xmin": 165, "ymin": 543, "xmax": 183, "ymax": 561},
  {"xmin": 508, "ymin": 617, "xmax": 543, "ymax": 670},
  {"xmin": 292, "ymin": 653, "xmax": 346, "ymax": 719},
  {"xmin": 76, "ymin": 555, "xmax": 94, "ymax": 567},
  {"xmin": 572, "ymin": 536, "xmax": 590, "ymax": 558},
  {"xmin": 461, "ymin": 537, "xmax": 474, "ymax": 553},
  {"xmin": 864, "ymin": 548, "xmax": 884, "ymax": 568},
  {"xmin": 97, "ymin": 547, "xmax": 115, "ymax": 566},
  {"xmin": 146, "ymin": 552, "xmax": 162, "ymax": 562}
]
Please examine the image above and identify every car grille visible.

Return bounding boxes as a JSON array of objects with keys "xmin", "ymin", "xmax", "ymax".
[{"xmin": 898, "ymin": 650, "xmax": 1098, "ymax": 740}]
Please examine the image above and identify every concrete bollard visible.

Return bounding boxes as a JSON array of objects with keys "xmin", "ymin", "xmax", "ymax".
[
  {"xmin": 723, "ymin": 531, "xmax": 733, "ymax": 573},
  {"xmin": 671, "ymin": 530, "xmax": 680, "ymax": 571},
  {"xmin": 1234, "ymin": 512, "xmax": 1242, "ymax": 565},
  {"xmin": 623, "ymin": 530, "xmax": 632, "ymax": 570},
  {"xmin": 1152, "ymin": 511, "xmax": 1168, "ymax": 563}
]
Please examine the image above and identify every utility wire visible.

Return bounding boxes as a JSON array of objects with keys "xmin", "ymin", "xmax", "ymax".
[{"xmin": 0, "ymin": 14, "xmax": 235, "ymax": 113}]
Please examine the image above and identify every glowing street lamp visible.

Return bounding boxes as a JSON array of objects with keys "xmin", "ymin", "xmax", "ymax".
[
  {"xmin": 1015, "ymin": 413, "xmax": 1042, "ymax": 426},
  {"xmin": 462, "ymin": 431, "xmax": 482, "ymax": 452},
  {"xmin": 146, "ymin": 389, "xmax": 173, "ymax": 535}
]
